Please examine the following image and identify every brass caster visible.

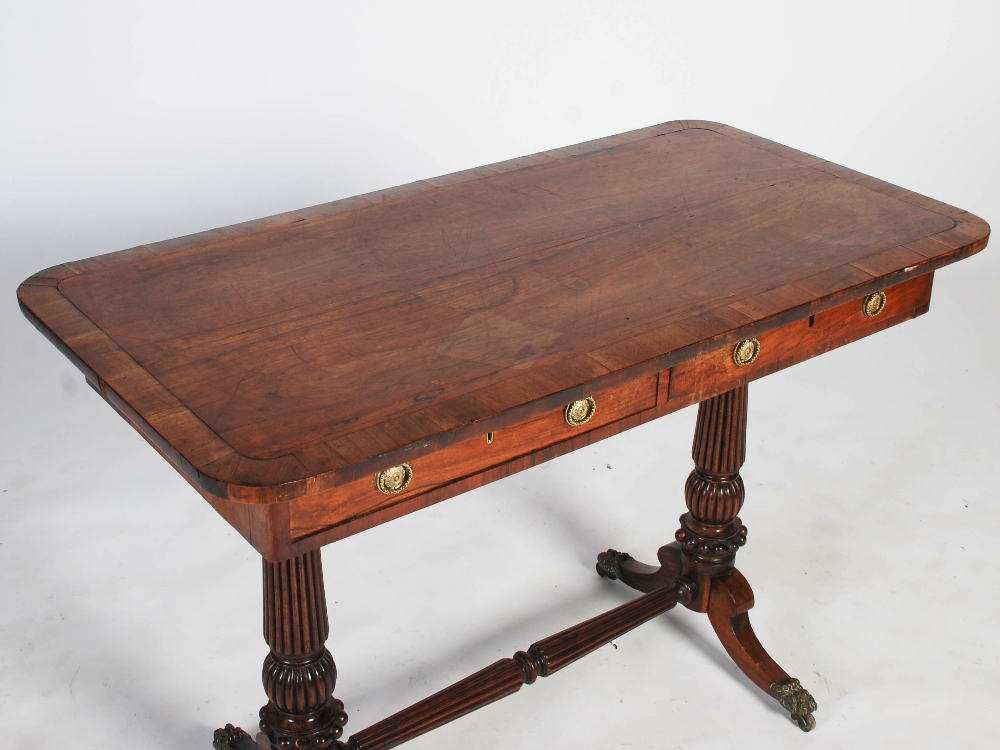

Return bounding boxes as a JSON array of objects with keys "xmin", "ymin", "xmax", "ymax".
[
  {"xmin": 794, "ymin": 712, "xmax": 816, "ymax": 732},
  {"xmin": 213, "ymin": 724, "xmax": 257, "ymax": 750},
  {"xmin": 596, "ymin": 549, "xmax": 630, "ymax": 580},
  {"xmin": 769, "ymin": 678, "xmax": 817, "ymax": 733}
]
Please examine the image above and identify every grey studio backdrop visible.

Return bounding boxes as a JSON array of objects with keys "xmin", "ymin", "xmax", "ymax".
[{"xmin": 1, "ymin": 2, "xmax": 997, "ymax": 748}]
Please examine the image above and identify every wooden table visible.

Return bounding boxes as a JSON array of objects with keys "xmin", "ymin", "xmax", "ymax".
[{"xmin": 18, "ymin": 121, "xmax": 989, "ymax": 749}]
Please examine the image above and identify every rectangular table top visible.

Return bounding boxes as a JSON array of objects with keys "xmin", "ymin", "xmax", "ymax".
[{"xmin": 18, "ymin": 121, "xmax": 989, "ymax": 506}]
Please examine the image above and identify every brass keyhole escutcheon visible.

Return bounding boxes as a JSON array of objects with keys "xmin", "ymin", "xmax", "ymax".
[
  {"xmin": 486, "ymin": 431, "xmax": 495, "ymax": 444},
  {"xmin": 375, "ymin": 463, "xmax": 413, "ymax": 494},
  {"xmin": 564, "ymin": 396, "xmax": 597, "ymax": 427},
  {"xmin": 732, "ymin": 337, "xmax": 761, "ymax": 367},
  {"xmin": 862, "ymin": 290, "xmax": 886, "ymax": 317}
]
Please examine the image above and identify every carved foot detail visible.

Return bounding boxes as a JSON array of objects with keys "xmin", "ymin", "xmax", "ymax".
[
  {"xmin": 770, "ymin": 678, "xmax": 818, "ymax": 732},
  {"xmin": 596, "ymin": 549, "xmax": 631, "ymax": 580},
  {"xmin": 595, "ymin": 545, "xmax": 683, "ymax": 594},
  {"xmin": 213, "ymin": 724, "xmax": 256, "ymax": 750}
]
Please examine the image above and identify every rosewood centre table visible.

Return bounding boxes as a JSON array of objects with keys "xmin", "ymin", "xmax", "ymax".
[{"xmin": 18, "ymin": 121, "xmax": 990, "ymax": 749}]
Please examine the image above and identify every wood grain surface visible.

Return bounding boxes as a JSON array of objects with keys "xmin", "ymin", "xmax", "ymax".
[{"xmin": 17, "ymin": 120, "xmax": 989, "ymax": 537}]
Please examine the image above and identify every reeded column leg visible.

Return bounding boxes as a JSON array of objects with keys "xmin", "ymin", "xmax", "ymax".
[
  {"xmin": 259, "ymin": 550, "xmax": 349, "ymax": 750},
  {"xmin": 596, "ymin": 384, "xmax": 817, "ymax": 731},
  {"xmin": 673, "ymin": 384, "xmax": 749, "ymax": 609},
  {"xmin": 597, "ymin": 385, "xmax": 749, "ymax": 601}
]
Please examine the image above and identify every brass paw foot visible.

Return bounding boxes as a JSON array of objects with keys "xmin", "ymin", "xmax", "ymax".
[
  {"xmin": 769, "ymin": 678, "xmax": 817, "ymax": 732},
  {"xmin": 596, "ymin": 549, "xmax": 631, "ymax": 580},
  {"xmin": 213, "ymin": 724, "xmax": 257, "ymax": 750}
]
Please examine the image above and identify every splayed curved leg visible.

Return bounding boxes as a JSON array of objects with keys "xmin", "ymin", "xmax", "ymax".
[
  {"xmin": 597, "ymin": 385, "xmax": 816, "ymax": 732},
  {"xmin": 707, "ymin": 569, "xmax": 817, "ymax": 732},
  {"xmin": 596, "ymin": 542, "xmax": 683, "ymax": 593}
]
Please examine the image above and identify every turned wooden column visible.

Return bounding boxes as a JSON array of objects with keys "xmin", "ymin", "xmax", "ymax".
[
  {"xmin": 260, "ymin": 550, "xmax": 349, "ymax": 750},
  {"xmin": 675, "ymin": 384, "xmax": 749, "ymax": 609}
]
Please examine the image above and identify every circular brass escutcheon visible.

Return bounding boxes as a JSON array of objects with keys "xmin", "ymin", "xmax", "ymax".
[
  {"xmin": 564, "ymin": 396, "xmax": 597, "ymax": 427},
  {"xmin": 375, "ymin": 463, "xmax": 413, "ymax": 494},
  {"xmin": 862, "ymin": 290, "xmax": 887, "ymax": 317},
  {"xmin": 732, "ymin": 337, "xmax": 761, "ymax": 367}
]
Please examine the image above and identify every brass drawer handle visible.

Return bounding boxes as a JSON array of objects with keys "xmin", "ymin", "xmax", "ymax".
[
  {"xmin": 375, "ymin": 463, "xmax": 413, "ymax": 494},
  {"xmin": 732, "ymin": 338, "xmax": 761, "ymax": 367},
  {"xmin": 862, "ymin": 290, "xmax": 886, "ymax": 317},
  {"xmin": 564, "ymin": 396, "xmax": 597, "ymax": 426}
]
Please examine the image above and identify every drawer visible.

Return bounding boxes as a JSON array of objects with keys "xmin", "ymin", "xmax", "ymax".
[
  {"xmin": 668, "ymin": 273, "xmax": 934, "ymax": 403},
  {"xmin": 290, "ymin": 373, "xmax": 658, "ymax": 540}
]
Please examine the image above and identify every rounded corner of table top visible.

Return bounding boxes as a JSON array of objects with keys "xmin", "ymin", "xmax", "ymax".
[
  {"xmin": 18, "ymin": 264, "xmax": 75, "ymax": 299},
  {"xmin": 654, "ymin": 119, "xmax": 731, "ymax": 132},
  {"xmin": 13, "ymin": 268, "xmax": 304, "ymax": 502},
  {"xmin": 922, "ymin": 210, "xmax": 990, "ymax": 260},
  {"xmin": 953, "ymin": 211, "xmax": 990, "ymax": 250}
]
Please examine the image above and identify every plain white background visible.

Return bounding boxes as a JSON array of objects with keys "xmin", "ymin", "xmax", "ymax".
[{"xmin": 2, "ymin": 2, "xmax": 998, "ymax": 748}]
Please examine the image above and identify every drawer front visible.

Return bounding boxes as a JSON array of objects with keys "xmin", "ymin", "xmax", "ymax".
[
  {"xmin": 291, "ymin": 373, "xmax": 658, "ymax": 540},
  {"xmin": 668, "ymin": 273, "xmax": 934, "ymax": 403}
]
